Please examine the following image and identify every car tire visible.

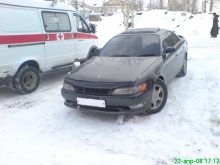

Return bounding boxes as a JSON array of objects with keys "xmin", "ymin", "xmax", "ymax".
[
  {"xmin": 9, "ymin": 77, "xmax": 18, "ymax": 92},
  {"xmin": 14, "ymin": 66, "xmax": 40, "ymax": 94},
  {"xmin": 148, "ymin": 79, "xmax": 168, "ymax": 114},
  {"xmin": 177, "ymin": 55, "xmax": 187, "ymax": 77}
]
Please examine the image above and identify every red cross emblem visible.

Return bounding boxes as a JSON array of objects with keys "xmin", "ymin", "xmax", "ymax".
[{"xmin": 56, "ymin": 33, "xmax": 64, "ymax": 40}]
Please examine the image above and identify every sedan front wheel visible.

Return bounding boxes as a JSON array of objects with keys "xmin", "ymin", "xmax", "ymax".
[{"xmin": 148, "ymin": 79, "xmax": 168, "ymax": 114}]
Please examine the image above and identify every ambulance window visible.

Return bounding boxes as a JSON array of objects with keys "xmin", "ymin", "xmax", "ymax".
[
  {"xmin": 42, "ymin": 12, "xmax": 71, "ymax": 32},
  {"xmin": 73, "ymin": 15, "xmax": 90, "ymax": 33}
]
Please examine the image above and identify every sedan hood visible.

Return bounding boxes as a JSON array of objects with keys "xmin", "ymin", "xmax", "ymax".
[{"xmin": 69, "ymin": 56, "xmax": 159, "ymax": 83}]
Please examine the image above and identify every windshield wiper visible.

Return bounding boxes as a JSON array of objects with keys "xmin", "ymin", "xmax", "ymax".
[
  {"xmin": 110, "ymin": 54, "xmax": 131, "ymax": 57},
  {"xmin": 138, "ymin": 54, "xmax": 157, "ymax": 57}
]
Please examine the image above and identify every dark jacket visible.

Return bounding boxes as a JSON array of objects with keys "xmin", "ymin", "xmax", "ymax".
[{"xmin": 211, "ymin": 14, "xmax": 219, "ymax": 37}]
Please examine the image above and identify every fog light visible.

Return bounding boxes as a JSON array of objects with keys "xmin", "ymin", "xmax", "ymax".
[{"xmin": 129, "ymin": 103, "xmax": 144, "ymax": 109}]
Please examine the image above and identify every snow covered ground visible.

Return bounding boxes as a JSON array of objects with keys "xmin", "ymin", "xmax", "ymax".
[{"xmin": 0, "ymin": 10, "xmax": 220, "ymax": 165}]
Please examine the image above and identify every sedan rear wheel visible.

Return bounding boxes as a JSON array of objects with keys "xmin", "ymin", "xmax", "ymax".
[{"xmin": 148, "ymin": 79, "xmax": 168, "ymax": 114}]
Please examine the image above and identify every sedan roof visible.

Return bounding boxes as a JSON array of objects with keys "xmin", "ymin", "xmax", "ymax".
[{"xmin": 120, "ymin": 28, "xmax": 167, "ymax": 35}]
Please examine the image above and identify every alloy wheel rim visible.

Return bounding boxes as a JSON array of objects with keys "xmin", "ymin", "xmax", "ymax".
[{"xmin": 151, "ymin": 84, "xmax": 164, "ymax": 110}]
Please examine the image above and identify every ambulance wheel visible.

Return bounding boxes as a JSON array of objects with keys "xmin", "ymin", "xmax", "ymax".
[
  {"xmin": 15, "ymin": 66, "xmax": 40, "ymax": 94},
  {"xmin": 9, "ymin": 77, "xmax": 18, "ymax": 92}
]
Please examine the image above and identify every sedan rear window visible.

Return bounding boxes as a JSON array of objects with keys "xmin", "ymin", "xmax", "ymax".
[{"xmin": 99, "ymin": 34, "xmax": 160, "ymax": 57}]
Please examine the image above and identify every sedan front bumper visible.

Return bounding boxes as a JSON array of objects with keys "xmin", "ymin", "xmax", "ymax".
[{"xmin": 61, "ymin": 87, "xmax": 153, "ymax": 115}]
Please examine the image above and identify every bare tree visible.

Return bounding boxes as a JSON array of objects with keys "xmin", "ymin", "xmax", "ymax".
[
  {"xmin": 186, "ymin": 0, "xmax": 190, "ymax": 12},
  {"xmin": 166, "ymin": 0, "xmax": 199, "ymax": 13},
  {"xmin": 73, "ymin": 0, "xmax": 78, "ymax": 10},
  {"xmin": 210, "ymin": 0, "xmax": 214, "ymax": 12},
  {"xmin": 51, "ymin": 0, "xmax": 58, "ymax": 6},
  {"xmin": 102, "ymin": 0, "xmax": 107, "ymax": 15},
  {"xmin": 159, "ymin": 0, "xmax": 163, "ymax": 9},
  {"xmin": 130, "ymin": 0, "xmax": 135, "ymax": 28},
  {"xmin": 202, "ymin": 0, "xmax": 206, "ymax": 13},
  {"xmin": 149, "ymin": 0, "xmax": 152, "ymax": 10},
  {"xmin": 121, "ymin": 0, "xmax": 131, "ymax": 30},
  {"xmin": 168, "ymin": 0, "xmax": 175, "ymax": 11},
  {"xmin": 120, "ymin": 0, "xmax": 144, "ymax": 29},
  {"xmin": 137, "ymin": 0, "xmax": 144, "ymax": 11},
  {"xmin": 191, "ymin": 0, "xmax": 197, "ymax": 14},
  {"xmin": 124, "ymin": 1, "xmax": 130, "ymax": 30}
]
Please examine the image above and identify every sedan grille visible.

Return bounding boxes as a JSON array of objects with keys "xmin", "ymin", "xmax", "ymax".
[
  {"xmin": 65, "ymin": 79, "xmax": 133, "ymax": 96},
  {"xmin": 75, "ymin": 86, "xmax": 111, "ymax": 95}
]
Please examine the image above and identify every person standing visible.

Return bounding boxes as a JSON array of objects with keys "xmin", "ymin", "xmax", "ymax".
[{"xmin": 210, "ymin": 13, "xmax": 219, "ymax": 38}]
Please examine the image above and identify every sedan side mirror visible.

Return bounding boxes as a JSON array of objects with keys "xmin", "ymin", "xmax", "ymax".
[
  {"xmin": 94, "ymin": 48, "xmax": 101, "ymax": 56},
  {"xmin": 90, "ymin": 48, "xmax": 101, "ymax": 58},
  {"xmin": 165, "ymin": 46, "xmax": 176, "ymax": 53},
  {"xmin": 162, "ymin": 46, "xmax": 176, "ymax": 60}
]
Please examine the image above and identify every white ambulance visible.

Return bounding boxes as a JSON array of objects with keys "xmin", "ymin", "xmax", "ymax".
[{"xmin": 0, "ymin": 0, "xmax": 99, "ymax": 94}]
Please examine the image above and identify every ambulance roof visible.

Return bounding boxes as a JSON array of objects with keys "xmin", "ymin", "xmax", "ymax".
[{"xmin": 0, "ymin": 0, "xmax": 77, "ymax": 12}]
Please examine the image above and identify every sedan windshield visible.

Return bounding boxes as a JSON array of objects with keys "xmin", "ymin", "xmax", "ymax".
[{"xmin": 99, "ymin": 34, "xmax": 160, "ymax": 57}]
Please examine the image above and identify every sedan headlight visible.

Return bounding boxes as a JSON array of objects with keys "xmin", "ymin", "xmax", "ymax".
[
  {"xmin": 63, "ymin": 82, "xmax": 75, "ymax": 91},
  {"xmin": 112, "ymin": 83, "xmax": 147, "ymax": 95}
]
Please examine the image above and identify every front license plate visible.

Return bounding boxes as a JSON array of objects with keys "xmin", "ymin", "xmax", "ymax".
[{"xmin": 77, "ymin": 97, "xmax": 106, "ymax": 108}]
